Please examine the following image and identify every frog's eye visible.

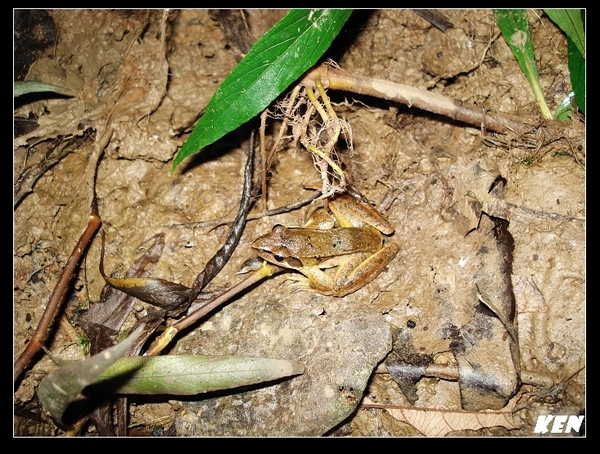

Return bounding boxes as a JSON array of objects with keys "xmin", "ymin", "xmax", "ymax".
[
  {"xmin": 270, "ymin": 246, "xmax": 288, "ymax": 262},
  {"xmin": 273, "ymin": 225, "xmax": 290, "ymax": 237}
]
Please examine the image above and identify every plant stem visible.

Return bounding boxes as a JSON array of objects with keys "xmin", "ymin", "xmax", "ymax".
[{"xmin": 527, "ymin": 71, "xmax": 553, "ymax": 119}]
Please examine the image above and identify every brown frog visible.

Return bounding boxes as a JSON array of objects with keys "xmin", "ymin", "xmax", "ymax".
[{"xmin": 252, "ymin": 194, "xmax": 399, "ymax": 297}]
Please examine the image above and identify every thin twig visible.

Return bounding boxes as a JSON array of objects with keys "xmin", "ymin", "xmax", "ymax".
[
  {"xmin": 14, "ymin": 199, "xmax": 102, "ymax": 381},
  {"xmin": 425, "ymin": 30, "xmax": 502, "ymax": 89},
  {"xmin": 14, "ymin": 140, "xmax": 71, "ymax": 209},
  {"xmin": 144, "ymin": 263, "xmax": 285, "ymax": 356},
  {"xmin": 185, "ymin": 130, "xmax": 257, "ymax": 305},
  {"xmin": 167, "ymin": 191, "xmax": 321, "ymax": 231},
  {"xmin": 14, "ymin": 129, "xmax": 110, "ymax": 382}
]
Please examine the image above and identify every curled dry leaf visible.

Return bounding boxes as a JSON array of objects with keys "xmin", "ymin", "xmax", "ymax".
[
  {"xmin": 100, "ymin": 274, "xmax": 193, "ymax": 311},
  {"xmin": 99, "ymin": 231, "xmax": 192, "ymax": 310}
]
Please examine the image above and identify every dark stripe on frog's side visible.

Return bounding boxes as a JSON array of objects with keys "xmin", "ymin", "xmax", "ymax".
[{"xmin": 278, "ymin": 226, "xmax": 383, "ymax": 259}]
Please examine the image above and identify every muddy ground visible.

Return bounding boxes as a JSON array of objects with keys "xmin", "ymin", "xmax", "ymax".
[{"xmin": 14, "ymin": 10, "xmax": 584, "ymax": 436}]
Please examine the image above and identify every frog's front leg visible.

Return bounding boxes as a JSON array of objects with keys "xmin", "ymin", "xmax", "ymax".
[{"xmin": 301, "ymin": 242, "xmax": 400, "ymax": 297}]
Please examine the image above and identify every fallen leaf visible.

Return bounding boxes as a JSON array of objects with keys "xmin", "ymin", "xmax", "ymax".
[
  {"xmin": 363, "ymin": 398, "xmax": 520, "ymax": 436},
  {"xmin": 512, "ymin": 274, "xmax": 549, "ymax": 313},
  {"xmin": 37, "ymin": 325, "xmax": 144, "ymax": 428},
  {"xmin": 92, "ymin": 355, "xmax": 305, "ymax": 395}
]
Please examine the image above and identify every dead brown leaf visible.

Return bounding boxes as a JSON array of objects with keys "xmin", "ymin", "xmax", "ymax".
[
  {"xmin": 512, "ymin": 275, "xmax": 549, "ymax": 313},
  {"xmin": 364, "ymin": 398, "xmax": 520, "ymax": 436}
]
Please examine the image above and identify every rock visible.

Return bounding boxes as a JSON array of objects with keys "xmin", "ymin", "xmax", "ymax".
[{"xmin": 171, "ymin": 290, "xmax": 392, "ymax": 436}]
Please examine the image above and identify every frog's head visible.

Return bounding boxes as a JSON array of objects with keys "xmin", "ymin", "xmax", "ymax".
[{"xmin": 252, "ymin": 225, "xmax": 304, "ymax": 269}]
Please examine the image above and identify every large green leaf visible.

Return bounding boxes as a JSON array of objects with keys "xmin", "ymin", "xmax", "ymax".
[
  {"xmin": 37, "ymin": 322, "xmax": 303, "ymax": 426},
  {"xmin": 544, "ymin": 9, "xmax": 585, "ymax": 58},
  {"xmin": 92, "ymin": 355, "xmax": 304, "ymax": 395},
  {"xmin": 172, "ymin": 9, "xmax": 352, "ymax": 170}
]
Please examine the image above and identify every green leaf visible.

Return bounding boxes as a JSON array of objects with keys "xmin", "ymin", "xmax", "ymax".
[
  {"xmin": 172, "ymin": 9, "xmax": 352, "ymax": 170},
  {"xmin": 544, "ymin": 9, "xmax": 585, "ymax": 58},
  {"xmin": 92, "ymin": 355, "xmax": 305, "ymax": 395},
  {"xmin": 567, "ymin": 35, "xmax": 585, "ymax": 114},
  {"xmin": 37, "ymin": 325, "xmax": 144, "ymax": 427},
  {"xmin": 554, "ymin": 92, "xmax": 575, "ymax": 121},
  {"xmin": 494, "ymin": 9, "xmax": 552, "ymax": 119},
  {"xmin": 14, "ymin": 80, "xmax": 71, "ymax": 97},
  {"xmin": 544, "ymin": 9, "xmax": 585, "ymax": 115}
]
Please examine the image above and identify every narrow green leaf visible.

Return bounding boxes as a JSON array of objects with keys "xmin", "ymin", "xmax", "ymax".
[
  {"xmin": 37, "ymin": 325, "xmax": 144, "ymax": 427},
  {"xmin": 544, "ymin": 9, "xmax": 585, "ymax": 58},
  {"xmin": 172, "ymin": 9, "xmax": 352, "ymax": 170},
  {"xmin": 92, "ymin": 355, "xmax": 305, "ymax": 395},
  {"xmin": 567, "ymin": 36, "xmax": 585, "ymax": 114},
  {"xmin": 543, "ymin": 9, "xmax": 585, "ymax": 115},
  {"xmin": 554, "ymin": 93, "xmax": 575, "ymax": 121},
  {"xmin": 494, "ymin": 9, "xmax": 552, "ymax": 119},
  {"xmin": 14, "ymin": 80, "xmax": 71, "ymax": 97}
]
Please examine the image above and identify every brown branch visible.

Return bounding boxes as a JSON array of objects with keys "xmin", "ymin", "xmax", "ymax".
[
  {"xmin": 301, "ymin": 63, "xmax": 537, "ymax": 136},
  {"xmin": 14, "ymin": 199, "xmax": 102, "ymax": 381},
  {"xmin": 14, "ymin": 128, "xmax": 111, "ymax": 382}
]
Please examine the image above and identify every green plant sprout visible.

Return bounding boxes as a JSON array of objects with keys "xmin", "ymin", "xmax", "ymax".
[{"xmin": 495, "ymin": 9, "xmax": 585, "ymax": 119}]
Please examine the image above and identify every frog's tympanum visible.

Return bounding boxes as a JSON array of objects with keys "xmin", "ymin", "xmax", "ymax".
[{"xmin": 252, "ymin": 194, "xmax": 400, "ymax": 297}]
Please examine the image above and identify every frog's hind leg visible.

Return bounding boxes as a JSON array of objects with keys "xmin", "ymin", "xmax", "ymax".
[
  {"xmin": 332, "ymin": 243, "xmax": 400, "ymax": 297},
  {"xmin": 296, "ymin": 267, "xmax": 337, "ymax": 295}
]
